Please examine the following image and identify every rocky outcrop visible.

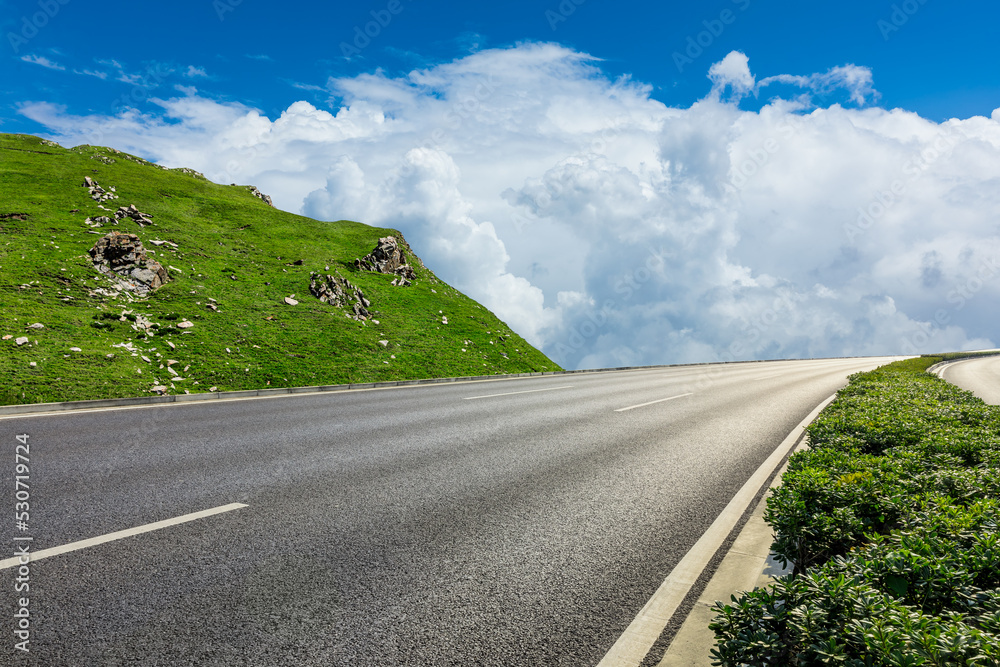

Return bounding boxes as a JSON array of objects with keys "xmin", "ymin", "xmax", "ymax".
[
  {"xmin": 248, "ymin": 186, "xmax": 273, "ymax": 207},
  {"xmin": 309, "ymin": 272, "xmax": 371, "ymax": 320},
  {"xmin": 355, "ymin": 236, "xmax": 416, "ymax": 286},
  {"xmin": 115, "ymin": 204, "xmax": 154, "ymax": 227},
  {"xmin": 89, "ymin": 232, "xmax": 169, "ymax": 294},
  {"xmin": 83, "ymin": 176, "xmax": 118, "ymax": 203}
]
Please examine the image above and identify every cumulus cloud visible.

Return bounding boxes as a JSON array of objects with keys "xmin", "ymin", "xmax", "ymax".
[
  {"xmin": 709, "ymin": 51, "xmax": 755, "ymax": 101},
  {"xmin": 21, "ymin": 45, "xmax": 1000, "ymax": 368}
]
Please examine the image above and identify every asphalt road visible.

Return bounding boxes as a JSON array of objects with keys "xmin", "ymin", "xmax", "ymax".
[
  {"xmin": 3, "ymin": 357, "xmax": 899, "ymax": 666},
  {"xmin": 939, "ymin": 355, "xmax": 1000, "ymax": 405}
]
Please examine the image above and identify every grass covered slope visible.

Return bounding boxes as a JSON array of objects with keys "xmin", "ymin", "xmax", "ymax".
[
  {"xmin": 0, "ymin": 133, "xmax": 559, "ymax": 404},
  {"xmin": 711, "ymin": 355, "xmax": 1000, "ymax": 665}
]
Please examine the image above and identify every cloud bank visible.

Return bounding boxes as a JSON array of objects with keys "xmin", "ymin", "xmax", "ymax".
[{"xmin": 21, "ymin": 43, "xmax": 1000, "ymax": 368}]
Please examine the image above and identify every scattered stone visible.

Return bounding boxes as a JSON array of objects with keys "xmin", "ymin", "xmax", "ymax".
[
  {"xmin": 69, "ymin": 347, "xmax": 82, "ymax": 352},
  {"xmin": 89, "ymin": 232, "xmax": 170, "ymax": 295},
  {"xmin": 177, "ymin": 321, "xmax": 194, "ymax": 329},
  {"xmin": 115, "ymin": 204, "xmax": 154, "ymax": 227},
  {"xmin": 29, "ymin": 362, "xmax": 36, "ymax": 368},
  {"xmin": 284, "ymin": 296, "xmax": 299, "ymax": 306},
  {"xmin": 106, "ymin": 354, "xmax": 114, "ymax": 358},
  {"xmin": 166, "ymin": 341, "xmax": 176, "ymax": 349},
  {"xmin": 84, "ymin": 216, "xmax": 114, "ymax": 228},
  {"xmin": 26, "ymin": 323, "xmax": 44, "ymax": 329},
  {"xmin": 141, "ymin": 355, "xmax": 151, "ymax": 363},
  {"xmin": 209, "ymin": 386, "xmax": 218, "ymax": 392},
  {"xmin": 15, "ymin": 337, "xmax": 28, "ymax": 346},
  {"xmin": 151, "ymin": 385, "xmax": 168, "ymax": 395},
  {"xmin": 206, "ymin": 303, "xmax": 218, "ymax": 312},
  {"xmin": 246, "ymin": 185, "xmax": 274, "ymax": 206},
  {"xmin": 354, "ymin": 236, "xmax": 417, "ymax": 284},
  {"xmin": 82, "ymin": 176, "xmax": 117, "ymax": 203},
  {"xmin": 1, "ymin": 335, "xmax": 12, "ymax": 340},
  {"xmin": 378, "ymin": 340, "xmax": 389, "ymax": 347},
  {"xmin": 442, "ymin": 316, "xmax": 449, "ymax": 324}
]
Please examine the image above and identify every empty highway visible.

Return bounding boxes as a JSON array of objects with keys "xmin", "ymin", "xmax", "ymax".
[{"xmin": 3, "ymin": 357, "xmax": 900, "ymax": 665}]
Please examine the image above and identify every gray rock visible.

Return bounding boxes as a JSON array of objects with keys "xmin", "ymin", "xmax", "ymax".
[
  {"xmin": 89, "ymin": 231, "xmax": 170, "ymax": 295},
  {"xmin": 309, "ymin": 272, "xmax": 371, "ymax": 320},
  {"xmin": 355, "ymin": 236, "xmax": 417, "ymax": 284},
  {"xmin": 15, "ymin": 337, "xmax": 28, "ymax": 346},
  {"xmin": 247, "ymin": 185, "xmax": 274, "ymax": 206}
]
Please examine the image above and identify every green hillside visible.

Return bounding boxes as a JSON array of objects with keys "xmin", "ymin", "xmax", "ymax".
[{"xmin": 0, "ymin": 133, "xmax": 559, "ymax": 405}]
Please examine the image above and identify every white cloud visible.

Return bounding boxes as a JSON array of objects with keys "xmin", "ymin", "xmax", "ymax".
[
  {"xmin": 21, "ymin": 54, "xmax": 64, "ymax": 70},
  {"xmin": 20, "ymin": 44, "xmax": 1000, "ymax": 368},
  {"xmin": 185, "ymin": 65, "xmax": 208, "ymax": 78},
  {"xmin": 709, "ymin": 51, "xmax": 754, "ymax": 101},
  {"xmin": 758, "ymin": 63, "xmax": 877, "ymax": 105},
  {"xmin": 74, "ymin": 69, "xmax": 108, "ymax": 80}
]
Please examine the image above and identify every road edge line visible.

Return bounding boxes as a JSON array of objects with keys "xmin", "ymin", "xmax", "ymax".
[{"xmin": 595, "ymin": 392, "xmax": 839, "ymax": 667}]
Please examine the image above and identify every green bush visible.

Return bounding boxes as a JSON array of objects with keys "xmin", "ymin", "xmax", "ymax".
[{"xmin": 711, "ymin": 354, "xmax": 1000, "ymax": 665}]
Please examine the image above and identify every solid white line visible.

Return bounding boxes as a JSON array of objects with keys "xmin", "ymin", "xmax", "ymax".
[
  {"xmin": 614, "ymin": 393, "xmax": 693, "ymax": 412},
  {"xmin": 463, "ymin": 385, "xmax": 573, "ymax": 400},
  {"xmin": 595, "ymin": 393, "xmax": 839, "ymax": 667},
  {"xmin": 0, "ymin": 503, "xmax": 248, "ymax": 570}
]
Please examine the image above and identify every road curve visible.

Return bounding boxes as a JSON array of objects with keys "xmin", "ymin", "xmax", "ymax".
[
  {"xmin": 939, "ymin": 355, "xmax": 1000, "ymax": 405},
  {"xmin": 3, "ymin": 357, "xmax": 899, "ymax": 666}
]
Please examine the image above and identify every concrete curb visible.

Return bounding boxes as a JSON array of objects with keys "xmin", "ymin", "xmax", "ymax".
[
  {"xmin": 656, "ymin": 458, "xmax": 797, "ymax": 666},
  {"xmin": 0, "ymin": 356, "xmax": 870, "ymax": 418},
  {"xmin": 596, "ymin": 392, "xmax": 839, "ymax": 667}
]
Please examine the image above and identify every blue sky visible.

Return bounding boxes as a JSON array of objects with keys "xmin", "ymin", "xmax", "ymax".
[
  {"xmin": 4, "ymin": 0, "xmax": 996, "ymax": 131},
  {"xmin": 4, "ymin": 0, "xmax": 1000, "ymax": 368}
]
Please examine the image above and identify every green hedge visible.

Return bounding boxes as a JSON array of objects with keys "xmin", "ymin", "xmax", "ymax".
[{"xmin": 710, "ymin": 354, "xmax": 1000, "ymax": 665}]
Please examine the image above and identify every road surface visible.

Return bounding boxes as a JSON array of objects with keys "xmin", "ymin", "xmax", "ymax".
[
  {"xmin": 2, "ymin": 357, "xmax": 899, "ymax": 665},
  {"xmin": 938, "ymin": 355, "xmax": 1000, "ymax": 405}
]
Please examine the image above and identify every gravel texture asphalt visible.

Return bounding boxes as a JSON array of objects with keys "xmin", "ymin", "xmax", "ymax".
[{"xmin": 3, "ymin": 357, "xmax": 897, "ymax": 666}]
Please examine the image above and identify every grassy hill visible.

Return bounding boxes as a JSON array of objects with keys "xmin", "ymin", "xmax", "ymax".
[{"xmin": 0, "ymin": 133, "xmax": 559, "ymax": 405}]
